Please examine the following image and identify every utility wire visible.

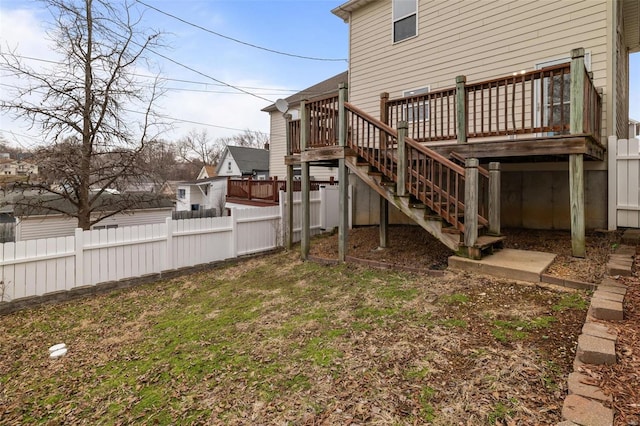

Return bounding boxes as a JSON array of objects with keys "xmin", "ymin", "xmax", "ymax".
[{"xmin": 135, "ymin": 0, "xmax": 347, "ymax": 63}]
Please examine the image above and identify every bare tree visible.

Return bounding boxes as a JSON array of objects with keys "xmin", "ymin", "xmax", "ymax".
[
  {"xmin": 0, "ymin": 0, "xmax": 165, "ymax": 229},
  {"xmin": 219, "ymin": 129, "xmax": 269, "ymax": 149},
  {"xmin": 176, "ymin": 129, "xmax": 224, "ymax": 169}
]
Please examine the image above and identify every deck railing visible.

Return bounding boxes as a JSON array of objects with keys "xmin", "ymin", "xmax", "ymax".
[
  {"xmin": 344, "ymin": 102, "xmax": 488, "ymax": 232},
  {"xmin": 226, "ymin": 176, "xmax": 337, "ymax": 204},
  {"xmin": 289, "ymin": 58, "xmax": 601, "ymax": 153}
]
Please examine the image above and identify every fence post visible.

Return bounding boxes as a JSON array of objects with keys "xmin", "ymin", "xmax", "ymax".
[
  {"xmin": 380, "ymin": 92, "xmax": 389, "ymax": 125},
  {"xmin": 165, "ymin": 217, "xmax": 173, "ymax": 271},
  {"xmin": 247, "ymin": 176, "xmax": 253, "ymax": 201},
  {"xmin": 456, "ymin": 75, "xmax": 467, "ymax": 143},
  {"xmin": 607, "ymin": 135, "xmax": 618, "ymax": 230},
  {"xmin": 279, "ymin": 190, "xmax": 286, "ymax": 246},
  {"xmin": 570, "ymin": 47, "xmax": 585, "ymax": 135},
  {"xmin": 74, "ymin": 228, "xmax": 84, "ymax": 287},
  {"xmin": 464, "ymin": 159, "xmax": 479, "ymax": 249},
  {"xmin": 397, "ymin": 120, "xmax": 408, "ymax": 196},
  {"xmin": 488, "ymin": 162, "xmax": 501, "ymax": 236},
  {"xmin": 285, "ymin": 113, "xmax": 294, "ymax": 250},
  {"xmin": 320, "ymin": 186, "xmax": 327, "ymax": 230},
  {"xmin": 231, "ymin": 207, "xmax": 238, "ymax": 258},
  {"xmin": 338, "ymin": 83, "xmax": 349, "ymax": 262}
]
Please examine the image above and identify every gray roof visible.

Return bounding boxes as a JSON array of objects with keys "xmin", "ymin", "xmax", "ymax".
[
  {"xmin": 262, "ymin": 71, "xmax": 348, "ymax": 113},
  {"xmin": 217, "ymin": 146, "xmax": 269, "ymax": 175}
]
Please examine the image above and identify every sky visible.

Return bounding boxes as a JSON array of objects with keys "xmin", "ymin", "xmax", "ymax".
[
  {"xmin": 0, "ymin": 0, "xmax": 349, "ymax": 149},
  {"xmin": 0, "ymin": 1, "xmax": 638, "ymax": 151}
]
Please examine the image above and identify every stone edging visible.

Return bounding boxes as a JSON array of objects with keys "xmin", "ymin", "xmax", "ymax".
[{"xmin": 559, "ymin": 243, "xmax": 635, "ymax": 426}]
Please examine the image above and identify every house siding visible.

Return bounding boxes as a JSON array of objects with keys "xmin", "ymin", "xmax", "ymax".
[
  {"xmin": 217, "ymin": 151, "xmax": 243, "ymax": 177},
  {"xmin": 16, "ymin": 209, "xmax": 173, "ymax": 241},
  {"xmin": 269, "ymin": 111, "xmax": 339, "ymax": 181},
  {"xmin": 349, "ymin": 0, "xmax": 610, "ymax": 137}
]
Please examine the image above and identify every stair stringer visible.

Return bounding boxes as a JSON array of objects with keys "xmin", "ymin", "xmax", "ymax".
[{"xmin": 345, "ymin": 156, "xmax": 460, "ymax": 252}]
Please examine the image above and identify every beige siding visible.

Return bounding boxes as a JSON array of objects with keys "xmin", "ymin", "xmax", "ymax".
[
  {"xmin": 267, "ymin": 111, "xmax": 339, "ymax": 181},
  {"xmin": 349, "ymin": 0, "xmax": 610, "ymax": 136}
]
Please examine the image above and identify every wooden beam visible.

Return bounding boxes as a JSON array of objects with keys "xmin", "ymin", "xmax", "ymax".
[
  {"xmin": 338, "ymin": 83, "xmax": 349, "ymax": 262},
  {"xmin": 569, "ymin": 153, "xmax": 586, "ymax": 258},
  {"xmin": 488, "ymin": 162, "xmax": 501, "ymax": 236},
  {"xmin": 396, "ymin": 121, "xmax": 408, "ymax": 196},
  {"xmin": 379, "ymin": 195, "xmax": 388, "ymax": 248},
  {"xmin": 300, "ymin": 100, "xmax": 310, "ymax": 260},
  {"xmin": 300, "ymin": 146, "xmax": 352, "ymax": 162},
  {"xmin": 456, "ymin": 75, "xmax": 467, "ymax": 143},
  {"xmin": 464, "ymin": 158, "xmax": 479, "ymax": 248}
]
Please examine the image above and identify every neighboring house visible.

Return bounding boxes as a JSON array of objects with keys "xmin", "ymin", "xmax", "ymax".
[
  {"xmin": 0, "ymin": 156, "xmax": 38, "ymax": 177},
  {"xmin": 197, "ymin": 165, "xmax": 217, "ymax": 180},
  {"xmin": 216, "ymin": 146, "xmax": 269, "ymax": 179},
  {"xmin": 276, "ymin": 0, "xmax": 639, "ymax": 258},
  {"xmin": 262, "ymin": 71, "xmax": 348, "ymax": 181},
  {"xmin": 630, "ymin": 119, "xmax": 640, "ymax": 138},
  {"xmin": 175, "ymin": 176, "xmax": 228, "ymax": 214},
  {"xmin": 4, "ymin": 195, "xmax": 173, "ymax": 242}
]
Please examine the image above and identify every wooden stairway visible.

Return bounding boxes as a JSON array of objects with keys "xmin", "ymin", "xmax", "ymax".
[{"xmin": 342, "ymin": 102, "xmax": 504, "ymax": 259}]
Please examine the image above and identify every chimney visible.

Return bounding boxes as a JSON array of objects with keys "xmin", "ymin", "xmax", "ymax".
[{"xmin": 263, "ymin": 143, "xmax": 269, "ymax": 151}]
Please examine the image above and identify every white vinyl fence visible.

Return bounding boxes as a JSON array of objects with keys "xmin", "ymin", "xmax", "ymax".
[
  {"xmin": 1, "ymin": 189, "xmax": 339, "ymax": 302},
  {"xmin": 608, "ymin": 136, "xmax": 640, "ymax": 229}
]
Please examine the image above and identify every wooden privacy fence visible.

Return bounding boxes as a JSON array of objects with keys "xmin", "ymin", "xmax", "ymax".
[
  {"xmin": 608, "ymin": 136, "xmax": 640, "ymax": 229},
  {"xmin": 0, "ymin": 191, "xmax": 338, "ymax": 303}
]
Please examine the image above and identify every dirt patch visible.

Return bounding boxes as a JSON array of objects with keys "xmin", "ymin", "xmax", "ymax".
[{"xmin": 310, "ymin": 225, "xmax": 619, "ymax": 283}]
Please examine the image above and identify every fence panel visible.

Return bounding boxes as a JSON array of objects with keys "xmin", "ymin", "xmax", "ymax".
[
  {"xmin": 1, "ymin": 193, "xmax": 337, "ymax": 303},
  {"xmin": 614, "ymin": 138, "xmax": 640, "ymax": 228},
  {"xmin": 235, "ymin": 206, "xmax": 280, "ymax": 255}
]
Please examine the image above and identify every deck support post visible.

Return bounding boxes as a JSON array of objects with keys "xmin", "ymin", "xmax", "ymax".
[
  {"xmin": 397, "ymin": 120, "xmax": 408, "ymax": 197},
  {"xmin": 569, "ymin": 48, "xmax": 586, "ymax": 258},
  {"xmin": 338, "ymin": 83, "xmax": 349, "ymax": 262},
  {"xmin": 284, "ymin": 113, "xmax": 294, "ymax": 250},
  {"xmin": 300, "ymin": 100, "xmax": 310, "ymax": 260},
  {"xmin": 464, "ymin": 158, "xmax": 479, "ymax": 249},
  {"xmin": 569, "ymin": 154, "xmax": 586, "ymax": 258},
  {"xmin": 380, "ymin": 92, "xmax": 389, "ymax": 125},
  {"xmin": 379, "ymin": 194, "xmax": 388, "ymax": 248},
  {"xmin": 456, "ymin": 75, "xmax": 467, "ymax": 143},
  {"xmin": 488, "ymin": 162, "xmax": 501, "ymax": 236}
]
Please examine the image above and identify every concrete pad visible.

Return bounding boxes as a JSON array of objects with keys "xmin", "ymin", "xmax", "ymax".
[
  {"xmin": 562, "ymin": 394, "xmax": 614, "ymax": 426},
  {"xmin": 582, "ymin": 322, "xmax": 618, "ymax": 341},
  {"xmin": 448, "ymin": 249, "xmax": 556, "ymax": 283},
  {"xmin": 577, "ymin": 334, "xmax": 616, "ymax": 365},
  {"xmin": 567, "ymin": 372, "xmax": 612, "ymax": 402}
]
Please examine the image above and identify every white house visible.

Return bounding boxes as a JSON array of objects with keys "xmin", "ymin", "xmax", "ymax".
[
  {"xmin": 176, "ymin": 176, "xmax": 228, "ymax": 214},
  {"xmin": 216, "ymin": 146, "xmax": 269, "ymax": 179}
]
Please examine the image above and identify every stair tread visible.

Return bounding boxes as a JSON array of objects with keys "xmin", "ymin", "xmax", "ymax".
[{"xmin": 474, "ymin": 235, "xmax": 506, "ymax": 248}]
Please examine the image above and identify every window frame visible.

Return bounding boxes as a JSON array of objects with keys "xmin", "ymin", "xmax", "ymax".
[
  {"xmin": 392, "ymin": 0, "xmax": 418, "ymax": 44},
  {"xmin": 402, "ymin": 86, "xmax": 430, "ymax": 123}
]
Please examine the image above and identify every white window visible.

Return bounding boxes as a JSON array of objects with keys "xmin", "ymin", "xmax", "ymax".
[
  {"xmin": 93, "ymin": 224, "xmax": 118, "ymax": 230},
  {"xmin": 393, "ymin": 0, "xmax": 417, "ymax": 43},
  {"xmin": 227, "ymin": 161, "xmax": 232, "ymax": 172},
  {"xmin": 177, "ymin": 188, "xmax": 186, "ymax": 199},
  {"xmin": 403, "ymin": 87, "xmax": 429, "ymax": 122}
]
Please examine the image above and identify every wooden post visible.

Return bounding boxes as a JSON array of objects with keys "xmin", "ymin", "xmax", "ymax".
[
  {"xmin": 338, "ymin": 83, "xmax": 349, "ymax": 262},
  {"xmin": 247, "ymin": 176, "xmax": 252, "ymax": 200},
  {"xmin": 379, "ymin": 194, "xmax": 388, "ymax": 248},
  {"xmin": 300, "ymin": 100, "xmax": 310, "ymax": 259},
  {"xmin": 569, "ymin": 48, "xmax": 586, "ymax": 258},
  {"xmin": 488, "ymin": 162, "xmax": 501, "ymax": 236},
  {"xmin": 456, "ymin": 75, "xmax": 467, "ymax": 143},
  {"xmin": 569, "ymin": 153, "xmax": 586, "ymax": 258},
  {"xmin": 284, "ymin": 113, "xmax": 294, "ymax": 250},
  {"xmin": 464, "ymin": 158, "xmax": 479, "ymax": 248},
  {"xmin": 397, "ymin": 120, "xmax": 408, "ymax": 196},
  {"xmin": 380, "ymin": 92, "xmax": 389, "ymax": 125},
  {"xmin": 570, "ymin": 48, "xmax": 585, "ymax": 135}
]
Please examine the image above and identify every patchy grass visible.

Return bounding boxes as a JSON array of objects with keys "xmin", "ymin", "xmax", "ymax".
[{"xmin": 0, "ymin": 250, "xmax": 589, "ymax": 425}]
